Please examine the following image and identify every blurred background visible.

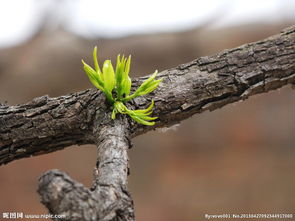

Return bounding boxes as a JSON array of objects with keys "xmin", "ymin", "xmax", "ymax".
[{"xmin": 0, "ymin": 0, "xmax": 295, "ymax": 220}]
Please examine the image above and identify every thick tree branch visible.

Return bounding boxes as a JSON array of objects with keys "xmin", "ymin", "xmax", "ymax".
[
  {"xmin": 1, "ymin": 26, "xmax": 294, "ymax": 165},
  {"xmin": 0, "ymin": 90, "xmax": 99, "ymax": 165},
  {"xmin": 130, "ymin": 25, "xmax": 295, "ymax": 136}
]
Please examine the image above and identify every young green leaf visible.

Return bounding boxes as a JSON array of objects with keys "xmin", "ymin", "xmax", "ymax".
[
  {"xmin": 132, "ymin": 100, "xmax": 155, "ymax": 114},
  {"xmin": 135, "ymin": 114, "xmax": 158, "ymax": 121},
  {"xmin": 125, "ymin": 56, "xmax": 131, "ymax": 78},
  {"xmin": 122, "ymin": 56, "xmax": 132, "ymax": 97},
  {"xmin": 140, "ymin": 79, "xmax": 162, "ymax": 95},
  {"xmin": 130, "ymin": 115, "xmax": 155, "ymax": 126},
  {"xmin": 122, "ymin": 77, "xmax": 131, "ymax": 97},
  {"xmin": 93, "ymin": 46, "xmax": 102, "ymax": 75},
  {"xmin": 82, "ymin": 60, "xmax": 104, "ymax": 91},
  {"xmin": 124, "ymin": 70, "xmax": 160, "ymax": 101},
  {"xmin": 115, "ymin": 55, "xmax": 123, "ymax": 82},
  {"xmin": 115, "ymin": 55, "xmax": 125, "ymax": 99},
  {"xmin": 83, "ymin": 47, "xmax": 161, "ymax": 126},
  {"xmin": 102, "ymin": 60, "xmax": 115, "ymax": 93}
]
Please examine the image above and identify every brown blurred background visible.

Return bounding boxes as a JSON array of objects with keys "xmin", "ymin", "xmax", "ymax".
[{"xmin": 0, "ymin": 1, "xmax": 295, "ymax": 220}]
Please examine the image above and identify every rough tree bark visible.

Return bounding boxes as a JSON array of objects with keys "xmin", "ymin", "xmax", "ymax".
[{"xmin": 0, "ymin": 26, "xmax": 294, "ymax": 220}]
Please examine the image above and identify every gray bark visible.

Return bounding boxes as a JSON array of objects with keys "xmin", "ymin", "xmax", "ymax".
[
  {"xmin": 38, "ymin": 118, "xmax": 134, "ymax": 220},
  {"xmin": 1, "ymin": 26, "xmax": 295, "ymax": 220}
]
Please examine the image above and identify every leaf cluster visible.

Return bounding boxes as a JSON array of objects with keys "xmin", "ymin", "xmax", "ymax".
[{"xmin": 82, "ymin": 47, "xmax": 162, "ymax": 125}]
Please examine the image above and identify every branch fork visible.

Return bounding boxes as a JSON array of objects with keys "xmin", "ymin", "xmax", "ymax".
[{"xmin": 38, "ymin": 117, "xmax": 134, "ymax": 221}]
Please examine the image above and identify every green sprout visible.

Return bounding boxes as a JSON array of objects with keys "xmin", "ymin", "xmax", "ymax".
[{"xmin": 82, "ymin": 47, "xmax": 162, "ymax": 126}]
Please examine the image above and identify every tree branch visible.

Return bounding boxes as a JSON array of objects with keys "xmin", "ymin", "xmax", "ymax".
[
  {"xmin": 1, "ymin": 25, "xmax": 295, "ymax": 221},
  {"xmin": 130, "ymin": 25, "xmax": 295, "ymax": 136},
  {"xmin": 38, "ymin": 117, "xmax": 134, "ymax": 221},
  {"xmin": 1, "ymin": 26, "xmax": 294, "ymax": 165},
  {"xmin": 0, "ymin": 90, "xmax": 99, "ymax": 165}
]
